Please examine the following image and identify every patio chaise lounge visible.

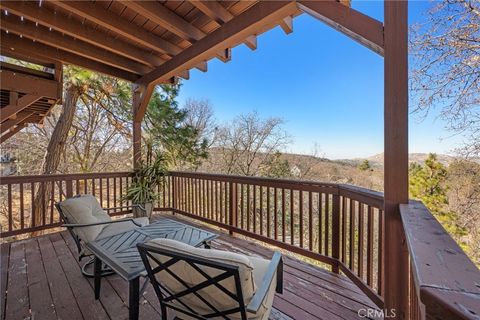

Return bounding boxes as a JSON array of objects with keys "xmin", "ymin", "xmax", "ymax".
[
  {"xmin": 56, "ymin": 194, "xmax": 149, "ymax": 276},
  {"xmin": 138, "ymin": 238, "xmax": 283, "ymax": 320}
]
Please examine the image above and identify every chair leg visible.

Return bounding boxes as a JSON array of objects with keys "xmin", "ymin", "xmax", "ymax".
[{"xmin": 81, "ymin": 256, "xmax": 115, "ymax": 278}]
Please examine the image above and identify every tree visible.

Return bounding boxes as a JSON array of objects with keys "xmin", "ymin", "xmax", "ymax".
[
  {"xmin": 409, "ymin": 153, "xmax": 465, "ymax": 238},
  {"xmin": 213, "ymin": 112, "xmax": 290, "ymax": 176},
  {"xmin": 261, "ymin": 152, "xmax": 292, "ymax": 178},
  {"xmin": 358, "ymin": 160, "xmax": 371, "ymax": 171},
  {"xmin": 143, "ymin": 85, "xmax": 209, "ymax": 170},
  {"xmin": 447, "ymin": 160, "xmax": 480, "ymax": 265},
  {"xmin": 410, "ymin": 0, "xmax": 480, "ymax": 157}
]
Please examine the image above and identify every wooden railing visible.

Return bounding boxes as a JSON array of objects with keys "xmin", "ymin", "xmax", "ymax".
[
  {"xmin": 400, "ymin": 202, "xmax": 480, "ymax": 320},
  {"xmin": 169, "ymin": 171, "xmax": 385, "ymax": 307},
  {"xmin": 2, "ymin": 171, "xmax": 479, "ymax": 318}
]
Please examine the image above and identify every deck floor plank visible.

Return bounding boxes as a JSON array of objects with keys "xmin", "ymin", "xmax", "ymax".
[
  {"xmin": 24, "ymin": 238, "xmax": 56, "ymax": 320},
  {"xmin": 37, "ymin": 236, "xmax": 84, "ymax": 320},
  {"xmin": 4, "ymin": 241, "xmax": 29, "ymax": 320},
  {"xmin": 60, "ymin": 231, "xmax": 132, "ymax": 320},
  {"xmin": 50, "ymin": 232, "xmax": 110, "ymax": 320},
  {"xmin": 0, "ymin": 243, "xmax": 10, "ymax": 320},
  {"xmin": 3, "ymin": 214, "xmax": 381, "ymax": 320}
]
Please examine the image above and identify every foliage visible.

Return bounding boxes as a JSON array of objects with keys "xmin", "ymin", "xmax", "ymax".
[
  {"xmin": 409, "ymin": 153, "xmax": 466, "ymax": 239},
  {"xmin": 447, "ymin": 159, "xmax": 480, "ymax": 265},
  {"xmin": 261, "ymin": 152, "xmax": 292, "ymax": 178},
  {"xmin": 410, "ymin": 0, "xmax": 480, "ymax": 157},
  {"xmin": 212, "ymin": 112, "xmax": 290, "ymax": 176},
  {"xmin": 143, "ymin": 85, "xmax": 209, "ymax": 170},
  {"xmin": 123, "ymin": 152, "xmax": 168, "ymax": 204},
  {"xmin": 358, "ymin": 160, "xmax": 371, "ymax": 171}
]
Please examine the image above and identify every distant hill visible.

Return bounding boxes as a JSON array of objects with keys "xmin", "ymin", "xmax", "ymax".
[{"xmin": 358, "ymin": 153, "xmax": 480, "ymax": 167}]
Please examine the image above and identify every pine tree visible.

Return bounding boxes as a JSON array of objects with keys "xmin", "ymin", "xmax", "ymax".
[
  {"xmin": 409, "ymin": 153, "xmax": 466, "ymax": 238},
  {"xmin": 143, "ymin": 84, "xmax": 208, "ymax": 170}
]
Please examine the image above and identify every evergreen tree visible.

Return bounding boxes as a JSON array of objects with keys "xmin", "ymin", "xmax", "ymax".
[
  {"xmin": 358, "ymin": 160, "xmax": 371, "ymax": 171},
  {"xmin": 261, "ymin": 152, "xmax": 292, "ymax": 178},
  {"xmin": 143, "ymin": 84, "xmax": 208, "ymax": 170},
  {"xmin": 409, "ymin": 153, "xmax": 466, "ymax": 238}
]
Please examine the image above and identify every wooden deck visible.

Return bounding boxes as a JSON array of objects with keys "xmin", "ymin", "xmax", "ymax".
[{"xmin": 1, "ymin": 214, "xmax": 380, "ymax": 320}]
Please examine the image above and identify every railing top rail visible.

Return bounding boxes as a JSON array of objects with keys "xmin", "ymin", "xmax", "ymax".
[
  {"xmin": 0, "ymin": 171, "xmax": 134, "ymax": 184},
  {"xmin": 170, "ymin": 170, "xmax": 339, "ymax": 188},
  {"xmin": 171, "ymin": 171, "xmax": 385, "ymax": 208},
  {"xmin": 400, "ymin": 201, "xmax": 480, "ymax": 320}
]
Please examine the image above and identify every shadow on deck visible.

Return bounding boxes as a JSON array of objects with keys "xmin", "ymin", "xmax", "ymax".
[{"xmin": 1, "ymin": 214, "xmax": 380, "ymax": 320}]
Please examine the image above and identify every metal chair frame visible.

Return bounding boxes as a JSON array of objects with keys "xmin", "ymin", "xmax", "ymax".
[
  {"xmin": 137, "ymin": 242, "xmax": 283, "ymax": 320},
  {"xmin": 55, "ymin": 194, "xmax": 146, "ymax": 277}
]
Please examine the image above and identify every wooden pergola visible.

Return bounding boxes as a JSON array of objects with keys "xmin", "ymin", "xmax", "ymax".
[{"xmin": 0, "ymin": 0, "xmax": 409, "ymax": 317}]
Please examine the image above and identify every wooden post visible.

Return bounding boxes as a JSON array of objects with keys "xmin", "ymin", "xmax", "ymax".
[
  {"xmin": 132, "ymin": 85, "xmax": 143, "ymax": 169},
  {"xmin": 331, "ymin": 193, "xmax": 341, "ymax": 273},
  {"xmin": 384, "ymin": 1, "xmax": 409, "ymax": 318},
  {"xmin": 229, "ymin": 182, "xmax": 237, "ymax": 235}
]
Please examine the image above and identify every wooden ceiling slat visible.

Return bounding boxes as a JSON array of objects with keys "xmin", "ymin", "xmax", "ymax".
[
  {"xmin": 121, "ymin": 1, "xmax": 204, "ymax": 43},
  {"xmin": 0, "ymin": 1, "xmax": 164, "ymax": 67},
  {"xmin": 190, "ymin": 1, "xmax": 258, "ymax": 50},
  {"xmin": 0, "ymin": 14, "xmax": 152, "ymax": 75},
  {"xmin": 54, "ymin": 1, "xmax": 182, "ymax": 56},
  {"xmin": 1, "ymin": 32, "xmax": 140, "ymax": 82}
]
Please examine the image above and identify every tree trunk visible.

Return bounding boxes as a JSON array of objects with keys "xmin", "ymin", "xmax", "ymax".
[{"xmin": 32, "ymin": 84, "xmax": 81, "ymax": 231}]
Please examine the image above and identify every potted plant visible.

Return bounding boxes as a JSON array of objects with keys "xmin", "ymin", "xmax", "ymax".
[{"xmin": 123, "ymin": 153, "xmax": 168, "ymax": 219}]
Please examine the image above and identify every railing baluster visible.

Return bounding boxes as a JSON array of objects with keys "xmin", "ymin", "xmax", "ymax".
[
  {"xmin": 290, "ymin": 189, "xmax": 294, "ymax": 246},
  {"xmin": 324, "ymin": 193, "xmax": 330, "ymax": 256},
  {"xmin": 253, "ymin": 185, "xmax": 257, "ymax": 234},
  {"xmin": 273, "ymin": 188, "xmax": 278, "ymax": 240},
  {"xmin": 309, "ymin": 191, "xmax": 313, "ymax": 251},
  {"xmin": 342, "ymin": 196, "xmax": 347, "ymax": 262},
  {"xmin": 260, "ymin": 186, "xmax": 263, "ymax": 236},
  {"xmin": 31, "ymin": 182, "xmax": 35, "ymax": 227},
  {"xmin": 50, "ymin": 181, "xmax": 54, "ymax": 224},
  {"xmin": 282, "ymin": 188, "xmax": 286, "ymax": 242},
  {"xmin": 7, "ymin": 184, "xmax": 12, "ymax": 231},
  {"xmin": 367, "ymin": 205, "xmax": 374, "ymax": 286},
  {"xmin": 378, "ymin": 209, "xmax": 384, "ymax": 296},
  {"xmin": 267, "ymin": 187, "xmax": 271, "ymax": 238},
  {"xmin": 19, "ymin": 183, "xmax": 24, "ymax": 230},
  {"xmin": 299, "ymin": 190, "xmax": 304, "ymax": 248},
  {"xmin": 318, "ymin": 193, "xmax": 322, "ymax": 254},
  {"xmin": 332, "ymin": 194, "xmax": 340, "ymax": 273},
  {"xmin": 240, "ymin": 184, "xmax": 244, "ymax": 229},
  {"xmin": 358, "ymin": 203, "xmax": 365, "ymax": 279},
  {"xmin": 349, "ymin": 199, "xmax": 355, "ymax": 270}
]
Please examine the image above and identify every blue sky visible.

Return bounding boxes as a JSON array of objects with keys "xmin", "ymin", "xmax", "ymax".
[{"xmin": 177, "ymin": 1, "xmax": 463, "ymax": 159}]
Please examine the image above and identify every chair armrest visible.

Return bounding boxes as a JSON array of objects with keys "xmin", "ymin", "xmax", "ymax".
[
  {"xmin": 62, "ymin": 217, "xmax": 142, "ymax": 228},
  {"xmin": 103, "ymin": 204, "xmax": 145, "ymax": 212},
  {"xmin": 246, "ymin": 252, "xmax": 283, "ymax": 313}
]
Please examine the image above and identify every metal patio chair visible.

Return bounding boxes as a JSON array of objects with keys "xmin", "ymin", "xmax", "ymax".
[
  {"xmin": 56, "ymin": 194, "xmax": 149, "ymax": 277},
  {"xmin": 138, "ymin": 238, "xmax": 283, "ymax": 320}
]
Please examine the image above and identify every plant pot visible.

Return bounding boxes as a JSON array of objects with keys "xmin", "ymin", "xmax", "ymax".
[{"xmin": 132, "ymin": 202, "xmax": 153, "ymax": 219}]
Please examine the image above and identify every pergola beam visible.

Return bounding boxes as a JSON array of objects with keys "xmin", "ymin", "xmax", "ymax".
[
  {"xmin": 0, "ymin": 15, "xmax": 152, "ymax": 75},
  {"xmin": 1, "ymin": 95, "xmax": 42, "ymax": 123},
  {"xmin": 0, "ymin": 1, "xmax": 164, "ymax": 67},
  {"xmin": 1, "ymin": 32, "xmax": 140, "ymax": 82},
  {"xmin": 1, "ymin": 69, "xmax": 60, "ymax": 99},
  {"xmin": 1, "ymin": 111, "xmax": 35, "ymax": 134},
  {"xmin": 0, "ymin": 123, "xmax": 27, "ymax": 144},
  {"xmin": 136, "ymin": 1, "xmax": 298, "ymax": 86},
  {"xmin": 54, "ymin": 1, "xmax": 181, "ymax": 56},
  {"xmin": 297, "ymin": 1, "xmax": 384, "ymax": 55},
  {"xmin": 190, "ymin": 0, "xmax": 257, "ymax": 50}
]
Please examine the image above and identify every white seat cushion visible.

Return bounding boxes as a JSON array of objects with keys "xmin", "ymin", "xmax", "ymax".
[
  {"xmin": 59, "ymin": 194, "xmax": 111, "ymax": 242},
  {"xmin": 146, "ymin": 238, "xmax": 256, "ymax": 311}
]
